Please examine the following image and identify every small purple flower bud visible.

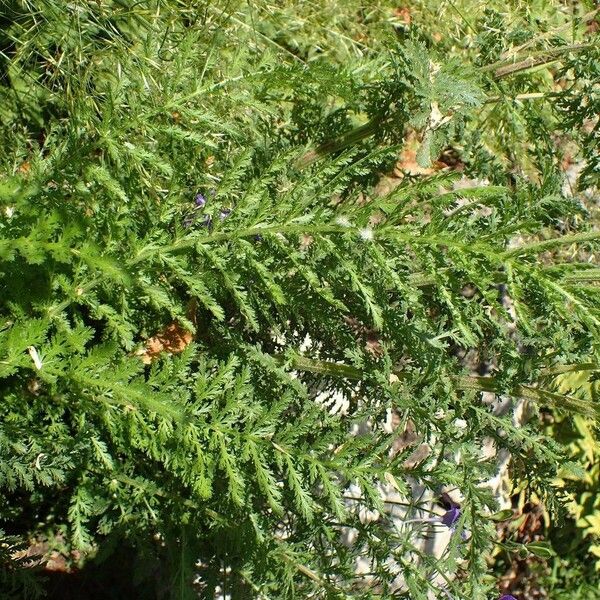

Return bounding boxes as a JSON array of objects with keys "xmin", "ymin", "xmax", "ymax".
[
  {"xmin": 194, "ymin": 193, "xmax": 206, "ymax": 208},
  {"xmin": 219, "ymin": 208, "xmax": 232, "ymax": 220},
  {"xmin": 499, "ymin": 596, "xmax": 517, "ymax": 600},
  {"xmin": 200, "ymin": 214, "xmax": 212, "ymax": 228},
  {"xmin": 441, "ymin": 506, "xmax": 460, "ymax": 528}
]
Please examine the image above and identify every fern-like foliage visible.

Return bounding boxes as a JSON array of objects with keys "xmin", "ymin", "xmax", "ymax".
[{"xmin": 0, "ymin": 1, "xmax": 598, "ymax": 599}]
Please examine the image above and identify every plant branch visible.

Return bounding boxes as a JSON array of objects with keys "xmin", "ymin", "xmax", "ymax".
[{"xmin": 279, "ymin": 353, "xmax": 597, "ymax": 417}]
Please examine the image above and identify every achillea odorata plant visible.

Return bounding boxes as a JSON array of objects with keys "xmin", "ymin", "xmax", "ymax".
[{"xmin": 0, "ymin": 1, "xmax": 598, "ymax": 598}]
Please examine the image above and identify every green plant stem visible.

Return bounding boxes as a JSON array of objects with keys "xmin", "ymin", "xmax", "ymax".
[
  {"xmin": 295, "ymin": 114, "xmax": 386, "ymax": 169},
  {"xmin": 540, "ymin": 363, "xmax": 600, "ymax": 376},
  {"xmin": 278, "ymin": 353, "xmax": 597, "ymax": 417},
  {"xmin": 484, "ymin": 92, "xmax": 550, "ymax": 104},
  {"xmin": 45, "ymin": 224, "xmax": 505, "ymax": 319},
  {"xmin": 502, "ymin": 231, "xmax": 600, "ymax": 258},
  {"xmin": 483, "ymin": 43, "xmax": 593, "ymax": 78},
  {"xmin": 46, "ymin": 225, "xmax": 598, "ymax": 319}
]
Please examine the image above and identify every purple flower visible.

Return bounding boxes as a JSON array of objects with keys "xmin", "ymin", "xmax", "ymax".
[
  {"xmin": 219, "ymin": 208, "xmax": 232, "ymax": 220},
  {"xmin": 182, "ymin": 193, "xmax": 208, "ymax": 228},
  {"xmin": 441, "ymin": 506, "xmax": 460, "ymax": 529},
  {"xmin": 499, "ymin": 596, "xmax": 517, "ymax": 600}
]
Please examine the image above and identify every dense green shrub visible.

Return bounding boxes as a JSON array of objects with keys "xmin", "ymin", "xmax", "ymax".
[{"xmin": 0, "ymin": 1, "xmax": 598, "ymax": 598}]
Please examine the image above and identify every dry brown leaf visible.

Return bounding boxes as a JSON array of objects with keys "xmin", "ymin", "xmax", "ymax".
[
  {"xmin": 374, "ymin": 135, "xmax": 450, "ymax": 196},
  {"xmin": 139, "ymin": 321, "xmax": 194, "ymax": 364},
  {"xmin": 394, "ymin": 145, "xmax": 444, "ymax": 178},
  {"xmin": 12, "ymin": 538, "xmax": 81, "ymax": 573},
  {"xmin": 393, "ymin": 7, "xmax": 411, "ymax": 26},
  {"xmin": 18, "ymin": 161, "xmax": 31, "ymax": 175},
  {"xmin": 403, "ymin": 443, "xmax": 431, "ymax": 468}
]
